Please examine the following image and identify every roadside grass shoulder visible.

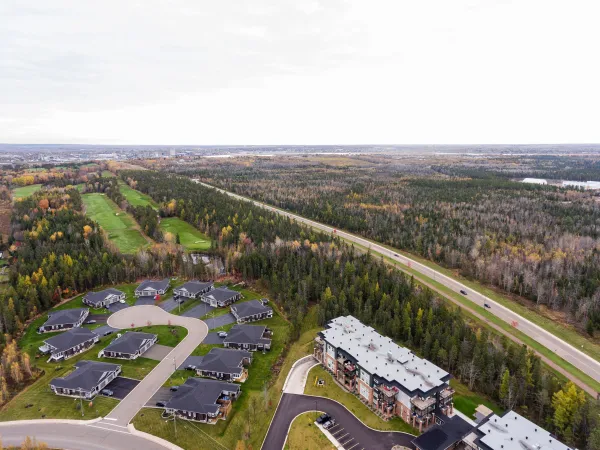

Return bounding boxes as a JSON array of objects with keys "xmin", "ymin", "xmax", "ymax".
[
  {"xmin": 304, "ymin": 365, "xmax": 418, "ymax": 435},
  {"xmin": 284, "ymin": 411, "xmax": 335, "ymax": 450}
]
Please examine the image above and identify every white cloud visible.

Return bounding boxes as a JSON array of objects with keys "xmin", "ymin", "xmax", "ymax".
[{"xmin": 0, "ymin": 0, "xmax": 599, "ymax": 144}]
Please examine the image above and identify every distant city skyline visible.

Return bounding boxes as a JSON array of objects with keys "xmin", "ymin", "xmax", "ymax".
[{"xmin": 2, "ymin": 1, "xmax": 599, "ymax": 145}]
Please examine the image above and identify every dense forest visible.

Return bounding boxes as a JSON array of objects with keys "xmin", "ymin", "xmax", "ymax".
[{"xmin": 193, "ymin": 161, "xmax": 600, "ymax": 333}]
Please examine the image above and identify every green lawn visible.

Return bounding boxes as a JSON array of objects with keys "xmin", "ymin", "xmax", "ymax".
[
  {"xmin": 118, "ymin": 181, "xmax": 158, "ymax": 208},
  {"xmin": 134, "ymin": 294, "xmax": 293, "ymax": 449},
  {"xmin": 12, "ymin": 184, "xmax": 42, "ymax": 199},
  {"xmin": 450, "ymin": 379, "xmax": 503, "ymax": 420},
  {"xmin": 284, "ymin": 412, "xmax": 335, "ymax": 450},
  {"xmin": 102, "ymin": 170, "xmax": 115, "ymax": 177},
  {"xmin": 82, "ymin": 193, "xmax": 150, "ymax": 254},
  {"xmin": 159, "ymin": 217, "xmax": 211, "ymax": 250},
  {"xmin": 304, "ymin": 365, "xmax": 418, "ymax": 434}
]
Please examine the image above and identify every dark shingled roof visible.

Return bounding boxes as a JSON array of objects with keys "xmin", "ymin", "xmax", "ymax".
[
  {"xmin": 104, "ymin": 331, "xmax": 157, "ymax": 355},
  {"xmin": 175, "ymin": 280, "xmax": 213, "ymax": 296},
  {"xmin": 44, "ymin": 327, "xmax": 97, "ymax": 353},
  {"xmin": 136, "ymin": 278, "xmax": 170, "ymax": 292},
  {"xmin": 51, "ymin": 360, "xmax": 121, "ymax": 391},
  {"xmin": 83, "ymin": 288, "xmax": 124, "ymax": 307},
  {"xmin": 231, "ymin": 300, "xmax": 272, "ymax": 318},
  {"xmin": 197, "ymin": 348, "xmax": 251, "ymax": 375},
  {"xmin": 42, "ymin": 308, "xmax": 88, "ymax": 327},
  {"xmin": 203, "ymin": 287, "xmax": 239, "ymax": 303},
  {"xmin": 223, "ymin": 324, "xmax": 271, "ymax": 347},
  {"xmin": 166, "ymin": 378, "xmax": 240, "ymax": 415},
  {"xmin": 412, "ymin": 415, "xmax": 474, "ymax": 450}
]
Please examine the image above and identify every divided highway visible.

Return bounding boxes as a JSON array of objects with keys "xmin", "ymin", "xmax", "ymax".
[{"xmin": 197, "ymin": 181, "xmax": 600, "ymax": 393}]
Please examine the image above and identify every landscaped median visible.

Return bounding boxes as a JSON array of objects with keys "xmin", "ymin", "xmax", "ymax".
[{"xmin": 284, "ymin": 411, "xmax": 335, "ymax": 450}]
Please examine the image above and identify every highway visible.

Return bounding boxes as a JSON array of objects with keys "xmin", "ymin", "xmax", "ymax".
[{"xmin": 197, "ymin": 181, "xmax": 600, "ymax": 392}]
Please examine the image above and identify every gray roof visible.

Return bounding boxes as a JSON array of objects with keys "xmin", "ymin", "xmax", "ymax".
[
  {"xmin": 83, "ymin": 288, "xmax": 124, "ymax": 306},
  {"xmin": 51, "ymin": 360, "xmax": 121, "ymax": 391},
  {"xmin": 231, "ymin": 300, "xmax": 272, "ymax": 318},
  {"xmin": 203, "ymin": 287, "xmax": 239, "ymax": 303},
  {"xmin": 223, "ymin": 325, "xmax": 271, "ymax": 347},
  {"xmin": 42, "ymin": 308, "xmax": 88, "ymax": 328},
  {"xmin": 136, "ymin": 278, "xmax": 170, "ymax": 292},
  {"xmin": 197, "ymin": 348, "xmax": 251, "ymax": 375},
  {"xmin": 44, "ymin": 327, "xmax": 97, "ymax": 353},
  {"xmin": 321, "ymin": 316, "xmax": 449, "ymax": 394},
  {"xmin": 412, "ymin": 415, "xmax": 473, "ymax": 450},
  {"xmin": 175, "ymin": 280, "xmax": 213, "ymax": 296},
  {"xmin": 166, "ymin": 378, "xmax": 240, "ymax": 415},
  {"xmin": 104, "ymin": 331, "xmax": 157, "ymax": 355}
]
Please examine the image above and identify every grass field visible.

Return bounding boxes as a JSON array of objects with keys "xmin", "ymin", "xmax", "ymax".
[
  {"xmin": 450, "ymin": 379, "xmax": 502, "ymax": 420},
  {"xmin": 284, "ymin": 412, "xmax": 335, "ymax": 450},
  {"xmin": 82, "ymin": 193, "xmax": 150, "ymax": 254},
  {"xmin": 12, "ymin": 184, "xmax": 42, "ymax": 199},
  {"xmin": 159, "ymin": 217, "xmax": 211, "ymax": 250},
  {"xmin": 101, "ymin": 170, "xmax": 115, "ymax": 177},
  {"xmin": 304, "ymin": 365, "xmax": 418, "ymax": 435},
  {"xmin": 118, "ymin": 181, "xmax": 158, "ymax": 209}
]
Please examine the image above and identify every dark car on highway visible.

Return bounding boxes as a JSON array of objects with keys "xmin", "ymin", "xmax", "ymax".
[{"xmin": 460, "ymin": 289, "xmax": 467, "ymax": 295}]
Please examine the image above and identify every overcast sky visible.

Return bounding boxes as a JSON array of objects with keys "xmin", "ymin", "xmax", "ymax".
[{"xmin": 1, "ymin": 0, "xmax": 599, "ymax": 145}]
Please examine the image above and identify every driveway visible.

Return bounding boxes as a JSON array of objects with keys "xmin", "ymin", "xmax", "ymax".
[
  {"xmin": 142, "ymin": 344, "xmax": 173, "ymax": 361},
  {"xmin": 181, "ymin": 302, "xmax": 214, "ymax": 319},
  {"xmin": 158, "ymin": 296, "xmax": 179, "ymax": 313},
  {"xmin": 106, "ymin": 302, "xmax": 129, "ymax": 313},
  {"xmin": 263, "ymin": 393, "xmax": 415, "ymax": 450},
  {"xmin": 102, "ymin": 377, "xmax": 140, "ymax": 400},
  {"xmin": 202, "ymin": 332, "xmax": 226, "ymax": 344},
  {"xmin": 177, "ymin": 355, "xmax": 204, "ymax": 370},
  {"xmin": 145, "ymin": 387, "xmax": 174, "ymax": 407},
  {"xmin": 105, "ymin": 305, "xmax": 208, "ymax": 426},
  {"xmin": 135, "ymin": 296, "xmax": 156, "ymax": 306},
  {"xmin": 87, "ymin": 314, "xmax": 109, "ymax": 324},
  {"xmin": 91, "ymin": 325, "xmax": 119, "ymax": 336},
  {"xmin": 205, "ymin": 313, "xmax": 236, "ymax": 329},
  {"xmin": 283, "ymin": 355, "xmax": 319, "ymax": 395}
]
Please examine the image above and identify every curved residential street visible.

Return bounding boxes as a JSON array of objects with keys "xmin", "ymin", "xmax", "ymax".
[{"xmin": 198, "ymin": 181, "xmax": 600, "ymax": 393}]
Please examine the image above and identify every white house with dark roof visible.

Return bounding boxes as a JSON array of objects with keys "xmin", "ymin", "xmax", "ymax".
[
  {"xmin": 98, "ymin": 331, "xmax": 157, "ymax": 360},
  {"xmin": 314, "ymin": 315, "xmax": 454, "ymax": 432},
  {"xmin": 223, "ymin": 324, "xmax": 272, "ymax": 351},
  {"xmin": 38, "ymin": 308, "xmax": 89, "ymax": 333},
  {"xmin": 174, "ymin": 280, "xmax": 214, "ymax": 299},
  {"xmin": 134, "ymin": 278, "xmax": 170, "ymax": 297},
  {"xmin": 39, "ymin": 328, "xmax": 99, "ymax": 362},
  {"xmin": 201, "ymin": 287, "xmax": 241, "ymax": 307},
  {"xmin": 50, "ymin": 360, "xmax": 121, "ymax": 399},
  {"xmin": 196, "ymin": 348, "xmax": 252, "ymax": 382},
  {"xmin": 230, "ymin": 300, "xmax": 273, "ymax": 323},
  {"xmin": 164, "ymin": 378, "xmax": 240, "ymax": 424},
  {"xmin": 83, "ymin": 288, "xmax": 125, "ymax": 309}
]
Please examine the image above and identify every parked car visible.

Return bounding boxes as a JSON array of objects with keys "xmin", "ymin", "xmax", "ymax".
[
  {"xmin": 218, "ymin": 331, "xmax": 228, "ymax": 338},
  {"xmin": 185, "ymin": 364, "xmax": 196, "ymax": 371},
  {"xmin": 460, "ymin": 289, "xmax": 468, "ymax": 295},
  {"xmin": 103, "ymin": 330, "xmax": 114, "ymax": 336},
  {"xmin": 323, "ymin": 419, "xmax": 336, "ymax": 429},
  {"xmin": 316, "ymin": 413, "xmax": 331, "ymax": 424},
  {"xmin": 170, "ymin": 386, "xmax": 179, "ymax": 392},
  {"xmin": 101, "ymin": 389, "xmax": 114, "ymax": 396},
  {"xmin": 119, "ymin": 299, "xmax": 126, "ymax": 304},
  {"xmin": 156, "ymin": 401, "xmax": 166, "ymax": 407},
  {"xmin": 86, "ymin": 320, "xmax": 97, "ymax": 324}
]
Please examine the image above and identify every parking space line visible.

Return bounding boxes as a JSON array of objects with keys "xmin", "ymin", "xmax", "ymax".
[
  {"xmin": 337, "ymin": 432, "xmax": 349, "ymax": 441},
  {"xmin": 341, "ymin": 437, "xmax": 354, "ymax": 444},
  {"xmin": 346, "ymin": 442, "xmax": 359, "ymax": 450}
]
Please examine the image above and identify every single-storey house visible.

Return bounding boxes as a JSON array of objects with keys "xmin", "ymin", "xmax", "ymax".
[
  {"xmin": 165, "ymin": 377, "xmax": 240, "ymax": 424},
  {"xmin": 196, "ymin": 348, "xmax": 252, "ymax": 382},
  {"xmin": 230, "ymin": 300, "xmax": 273, "ymax": 324},
  {"xmin": 134, "ymin": 279, "xmax": 170, "ymax": 297},
  {"xmin": 201, "ymin": 287, "xmax": 241, "ymax": 307},
  {"xmin": 223, "ymin": 324, "xmax": 272, "ymax": 352},
  {"xmin": 38, "ymin": 308, "xmax": 89, "ymax": 333},
  {"xmin": 39, "ymin": 327, "xmax": 99, "ymax": 362},
  {"xmin": 82, "ymin": 288, "xmax": 125, "ymax": 309},
  {"xmin": 50, "ymin": 360, "xmax": 121, "ymax": 399},
  {"xmin": 174, "ymin": 280, "xmax": 214, "ymax": 299},
  {"xmin": 98, "ymin": 331, "xmax": 158, "ymax": 360}
]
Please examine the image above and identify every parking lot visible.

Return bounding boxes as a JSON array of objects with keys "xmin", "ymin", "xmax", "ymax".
[
  {"xmin": 323, "ymin": 419, "xmax": 364, "ymax": 450},
  {"xmin": 102, "ymin": 377, "xmax": 140, "ymax": 400}
]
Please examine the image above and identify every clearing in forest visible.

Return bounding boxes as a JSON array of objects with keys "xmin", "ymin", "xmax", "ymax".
[
  {"xmin": 159, "ymin": 217, "xmax": 211, "ymax": 250},
  {"xmin": 118, "ymin": 181, "xmax": 158, "ymax": 209},
  {"xmin": 82, "ymin": 193, "xmax": 150, "ymax": 254},
  {"xmin": 12, "ymin": 184, "xmax": 42, "ymax": 199}
]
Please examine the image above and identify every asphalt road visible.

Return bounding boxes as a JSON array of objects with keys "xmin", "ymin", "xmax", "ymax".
[
  {"xmin": 0, "ymin": 421, "xmax": 175, "ymax": 450},
  {"xmin": 263, "ymin": 393, "xmax": 415, "ymax": 450},
  {"xmin": 198, "ymin": 181, "xmax": 600, "ymax": 390},
  {"xmin": 104, "ymin": 305, "xmax": 208, "ymax": 426}
]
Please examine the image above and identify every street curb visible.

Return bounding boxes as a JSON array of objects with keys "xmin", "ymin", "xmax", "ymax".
[
  {"xmin": 128, "ymin": 423, "xmax": 185, "ymax": 450},
  {"xmin": 0, "ymin": 418, "xmax": 103, "ymax": 426}
]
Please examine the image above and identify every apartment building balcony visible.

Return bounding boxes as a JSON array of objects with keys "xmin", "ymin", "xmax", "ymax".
[{"xmin": 439, "ymin": 387, "xmax": 455, "ymax": 414}]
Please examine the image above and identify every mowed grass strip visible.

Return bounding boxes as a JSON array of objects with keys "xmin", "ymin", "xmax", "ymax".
[
  {"xmin": 159, "ymin": 217, "xmax": 211, "ymax": 250},
  {"xmin": 82, "ymin": 193, "xmax": 149, "ymax": 254},
  {"xmin": 12, "ymin": 184, "xmax": 42, "ymax": 199},
  {"xmin": 118, "ymin": 181, "xmax": 158, "ymax": 209},
  {"xmin": 284, "ymin": 412, "xmax": 335, "ymax": 450}
]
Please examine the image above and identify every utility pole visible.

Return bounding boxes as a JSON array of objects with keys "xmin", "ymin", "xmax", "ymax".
[
  {"xmin": 79, "ymin": 387, "xmax": 84, "ymax": 417},
  {"xmin": 173, "ymin": 355, "xmax": 176, "ymax": 371}
]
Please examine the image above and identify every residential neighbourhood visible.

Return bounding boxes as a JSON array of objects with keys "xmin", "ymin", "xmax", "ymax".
[
  {"xmin": 230, "ymin": 299, "xmax": 273, "ymax": 323},
  {"xmin": 39, "ymin": 327, "xmax": 100, "ymax": 362},
  {"xmin": 173, "ymin": 280, "xmax": 213, "ymax": 299},
  {"xmin": 38, "ymin": 308, "xmax": 89, "ymax": 333},
  {"xmin": 201, "ymin": 286, "xmax": 241, "ymax": 307},
  {"xmin": 223, "ymin": 324, "xmax": 272, "ymax": 351},
  {"xmin": 98, "ymin": 331, "xmax": 158, "ymax": 360},
  {"xmin": 50, "ymin": 360, "xmax": 122, "ymax": 399},
  {"xmin": 134, "ymin": 278, "xmax": 170, "ymax": 297},
  {"xmin": 194, "ymin": 348, "xmax": 252, "ymax": 382},
  {"xmin": 82, "ymin": 288, "xmax": 126, "ymax": 309}
]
